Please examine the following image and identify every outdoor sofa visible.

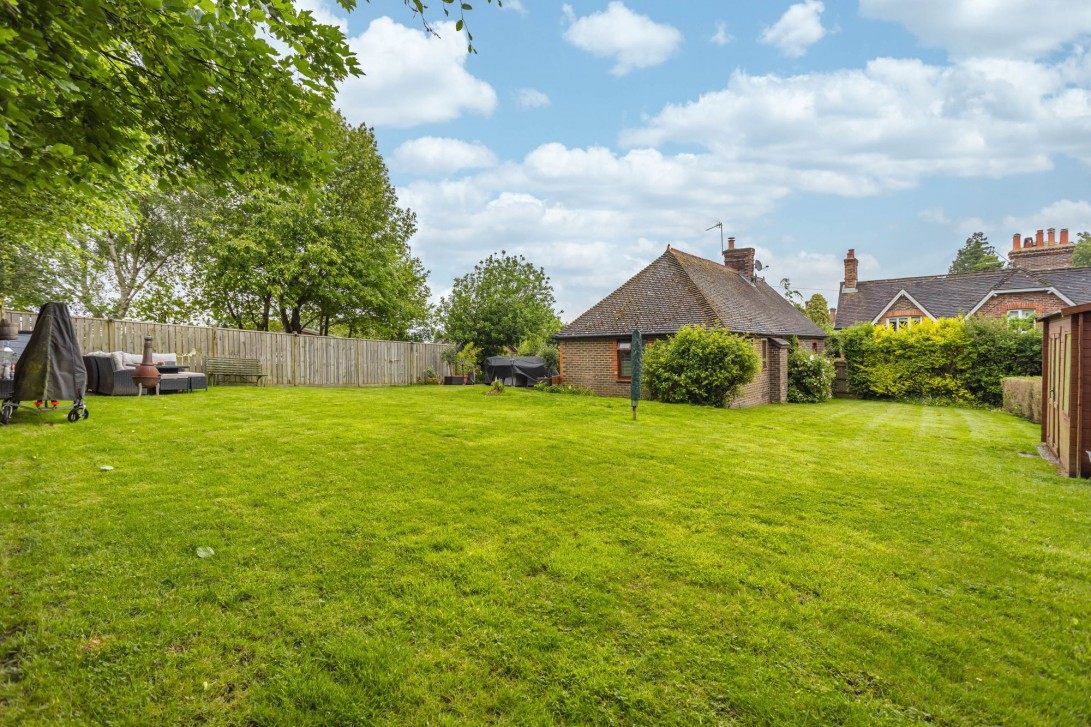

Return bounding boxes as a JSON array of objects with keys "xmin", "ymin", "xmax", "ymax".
[{"xmin": 83, "ymin": 352, "xmax": 207, "ymax": 396}]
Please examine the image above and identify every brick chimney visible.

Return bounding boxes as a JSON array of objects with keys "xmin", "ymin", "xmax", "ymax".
[
  {"xmin": 722, "ymin": 237, "xmax": 756, "ymax": 282},
  {"xmin": 843, "ymin": 249, "xmax": 859, "ymax": 291}
]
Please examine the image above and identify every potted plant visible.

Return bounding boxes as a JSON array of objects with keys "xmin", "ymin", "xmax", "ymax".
[
  {"xmin": 441, "ymin": 344, "xmax": 463, "ymax": 385},
  {"xmin": 457, "ymin": 343, "xmax": 482, "ymax": 384}
]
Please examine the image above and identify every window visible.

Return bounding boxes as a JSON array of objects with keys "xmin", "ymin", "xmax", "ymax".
[
  {"xmin": 1007, "ymin": 309, "xmax": 1036, "ymax": 320},
  {"xmin": 617, "ymin": 340, "xmax": 632, "ymax": 380},
  {"xmin": 887, "ymin": 315, "xmax": 922, "ymax": 331},
  {"xmin": 761, "ymin": 339, "xmax": 768, "ymax": 370},
  {"xmin": 811, "ymin": 341, "xmax": 819, "ymax": 353}
]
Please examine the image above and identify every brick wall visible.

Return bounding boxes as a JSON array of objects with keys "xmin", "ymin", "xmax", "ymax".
[
  {"xmin": 1009, "ymin": 246, "xmax": 1073, "ymax": 271},
  {"xmin": 973, "ymin": 291, "xmax": 1068, "ymax": 320},
  {"xmin": 560, "ymin": 335, "xmax": 794, "ymax": 408}
]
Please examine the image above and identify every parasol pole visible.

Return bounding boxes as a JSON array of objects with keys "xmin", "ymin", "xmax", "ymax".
[{"xmin": 630, "ymin": 329, "xmax": 642, "ymax": 420}]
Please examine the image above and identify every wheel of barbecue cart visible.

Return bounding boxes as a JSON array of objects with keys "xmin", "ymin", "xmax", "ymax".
[
  {"xmin": 82, "ymin": 408, "xmax": 90, "ymax": 420},
  {"xmin": 1, "ymin": 405, "xmax": 11, "ymax": 426},
  {"xmin": 67, "ymin": 409, "xmax": 80, "ymax": 423}
]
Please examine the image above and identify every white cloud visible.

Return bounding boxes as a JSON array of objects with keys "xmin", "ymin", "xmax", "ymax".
[
  {"xmin": 391, "ymin": 137, "xmax": 498, "ymax": 175},
  {"xmin": 336, "ymin": 18, "xmax": 497, "ymax": 128},
  {"xmin": 711, "ymin": 21, "xmax": 734, "ymax": 47},
  {"xmin": 1001, "ymin": 200, "xmax": 1091, "ymax": 238},
  {"xmin": 562, "ymin": 2, "xmax": 683, "ymax": 76},
  {"xmin": 502, "ymin": 0, "xmax": 527, "ymax": 14},
  {"xmin": 620, "ymin": 56, "xmax": 1091, "ymax": 194},
  {"xmin": 760, "ymin": 0, "xmax": 827, "ymax": 58},
  {"xmin": 861, "ymin": 0, "xmax": 1091, "ymax": 59},
  {"xmin": 919, "ymin": 208, "xmax": 951, "ymax": 224},
  {"xmin": 515, "ymin": 88, "xmax": 551, "ymax": 109}
]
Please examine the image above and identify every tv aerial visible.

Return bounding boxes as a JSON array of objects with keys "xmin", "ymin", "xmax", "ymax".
[{"xmin": 706, "ymin": 221, "xmax": 724, "ymax": 252}]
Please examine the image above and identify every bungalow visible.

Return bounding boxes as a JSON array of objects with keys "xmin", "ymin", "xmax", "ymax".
[{"xmin": 556, "ymin": 241, "xmax": 827, "ymax": 407}]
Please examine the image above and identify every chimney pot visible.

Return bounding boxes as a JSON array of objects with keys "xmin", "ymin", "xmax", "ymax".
[
  {"xmin": 727, "ymin": 236, "xmax": 735, "ymax": 250},
  {"xmin": 1012, "ymin": 233, "xmax": 1022, "ymax": 251},
  {"xmin": 1048, "ymin": 228, "xmax": 1056, "ymax": 244},
  {"xmin": 1036, "ymin": 229, "xmax": 1045, "ymax": 246},
  {"xmin": 1061, "ymin": 228, "xmax": 1070, "ymax": 245}
]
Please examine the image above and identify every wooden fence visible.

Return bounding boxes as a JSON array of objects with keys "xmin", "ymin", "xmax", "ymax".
[{"xmin": 3, "ymin": 310, "xmax": 446, "ymax": 387}]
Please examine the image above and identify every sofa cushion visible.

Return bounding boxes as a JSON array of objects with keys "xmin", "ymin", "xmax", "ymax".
[{"xmin": 154, "ymin": 353, "xmax": 178, "ymax": 366}]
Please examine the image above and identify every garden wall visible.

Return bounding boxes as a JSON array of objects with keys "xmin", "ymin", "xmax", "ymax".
[
  {"xmin": 3, "ymin": 310, "xmax": 445, "ymax": 387},
  {"xmin": 1002, "ymin": 377, "xmax": 1042, "ymax": 423}
]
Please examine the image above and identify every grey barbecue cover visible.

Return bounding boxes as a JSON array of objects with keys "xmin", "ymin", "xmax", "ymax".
[{"xmin": 12, "ymin": 303, "xmax": 86, "ymax": 402}]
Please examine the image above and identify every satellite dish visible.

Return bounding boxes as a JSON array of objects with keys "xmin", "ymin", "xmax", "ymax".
[{"xmin": 754, "ymin": 260, "xmax": 766, "ymax": 271}]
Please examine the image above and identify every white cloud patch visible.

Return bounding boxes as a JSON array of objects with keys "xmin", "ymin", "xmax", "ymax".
[
  {"xmin": 391, "ymin": 137, "xmax": 498, "ymax": 175},
  {"xmin": 621, "ymin": 56, "xmax": 1091, "ymax": 194},
  {"xmin": 1001, "ymin": 199, "xmax": 1091, "ymax": 238},
  {"xmin": 337, "ymin": 18, "xmax": 497, "ymax": 128},
  {"xmin": 760, "ymin": 0, "xmax": 827, "ymax": 58},
  {"xmin": 711, "ymin": 21, "xmax": 734, "ymax": 46},
  {"xmin": 861, "ymin": 0, "xmax": 1091, "ymax": 59},
  {"xmin": 516, "ymin": 88, "xmax": 551, "ymax": 109},
  {"xmin": 502, "ymin": 0, "xmax": 527, "ymax": 14},
  {"xmin": 562, "ymin": 2, "xmax": 683, "ymax": 76}
]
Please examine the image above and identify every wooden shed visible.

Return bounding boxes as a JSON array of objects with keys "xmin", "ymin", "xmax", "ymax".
[{"xmin": 1039, "ymin": 303, "xmax": 1091, "ymax": 477}]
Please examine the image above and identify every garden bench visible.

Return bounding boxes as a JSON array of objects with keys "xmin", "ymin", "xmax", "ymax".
[{"xmin": 204, "ymin": 356, "xmax": 266, "ymax": 386}]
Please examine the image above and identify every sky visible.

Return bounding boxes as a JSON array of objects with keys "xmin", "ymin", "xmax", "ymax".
[{"xmin": 308, "ymin": 0, "xmax": 1091, "ymax": 322}]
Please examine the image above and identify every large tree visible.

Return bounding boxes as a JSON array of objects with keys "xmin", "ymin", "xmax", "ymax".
[
  {"xmin": 1070, "ymin": 231, "xmax": 1091, "ymax": 267},
  {"xmin": 803, "ymin": 293, "xmax": 833, "ymax": 332},
  {"xmin": 438, "ymin": 252, "xmax": 559, "ymax": 356},
  {"xmin": 949, "ymin": 232, "xmax": 1004, "ymax": 274},
  {"xmin": 198, "ymin": 118, "xmax": 429, "ymax": 337}
]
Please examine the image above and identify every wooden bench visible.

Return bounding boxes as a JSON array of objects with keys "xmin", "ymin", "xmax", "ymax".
[{"xmin": 203, "ymin": 357, "xmax": 266, "ymax": 386}]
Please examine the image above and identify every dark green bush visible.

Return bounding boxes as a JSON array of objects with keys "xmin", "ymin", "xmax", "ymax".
[
  {"xmin": 828, "ymin": 317, "xmax": 1042, "ymax": 406},
  {"xmin": 787, "ymin": 348, "xmax": 834, "ymax": 403},
  {"xmin": 643, "ymin": 324, "xmax": 760, "ymax": 407}
]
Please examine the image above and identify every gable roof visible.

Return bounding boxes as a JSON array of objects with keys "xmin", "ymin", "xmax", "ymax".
[
  {"xmin": 835, "ymin": 266, "xmax": 1091, "ymax": 328},
  {"xmin": 557, "ymin": 248, "xmax": 826, "ymax": 339}
]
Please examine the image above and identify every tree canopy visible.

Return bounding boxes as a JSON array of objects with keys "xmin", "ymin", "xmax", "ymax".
[
  {"xmin": 949, "ymin": 232, "xmax": 1004, "ymax": 274},
  {"xmin": 1070, "ymin": 231, "xmax": 1091, "ymax": 267},
  {"xmin": 197, "ymin": 118, "xmax": 429, "ymax": 337},
  {"xmin": 438, "ymin": 252, "xmax": 559, "ymax": 356}
]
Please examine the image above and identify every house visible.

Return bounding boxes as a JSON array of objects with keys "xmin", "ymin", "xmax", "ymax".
[
  {"xmin": 555, "ymin": 241, "xmax": 827, "ymax": 407},
  {"xmin": 835, "ymin": 231, "xmax": 1091, "ymax": 330}
]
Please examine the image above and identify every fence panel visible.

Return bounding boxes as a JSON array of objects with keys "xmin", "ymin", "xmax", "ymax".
[{"xmin": 3, "ymin": 310, "xmax": 447, "ymax": 388}]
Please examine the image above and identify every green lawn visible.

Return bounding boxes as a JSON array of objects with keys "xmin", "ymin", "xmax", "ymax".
[{"xmin": 1, "ymin": 387, "xmax": 1088, "ymax": 725}]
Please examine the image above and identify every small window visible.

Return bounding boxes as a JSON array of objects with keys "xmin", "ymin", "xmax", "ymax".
[
  {"xmin": 1007, "ymin": 309, "xmax": 1036, "ymax": 320},
  {"xmin": 761, "ymin": 339, "xmax": 768, "ymax": 370},
  {"xmin": 887, "ymin": 315, "xmax": 923, "ymax": 331},
  {"xmin": 617, "ymin": 340, "xmax": 632, "ymax": 380}
]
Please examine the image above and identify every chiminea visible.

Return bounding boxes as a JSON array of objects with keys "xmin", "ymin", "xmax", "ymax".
[{"xmin": 131, "ymin": 336, "xmax": 162, "ymax": 390}]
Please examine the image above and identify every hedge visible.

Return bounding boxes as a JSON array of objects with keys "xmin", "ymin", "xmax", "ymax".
[
  {"xmin": 829, "ymin": 317, "xmax": 1042, "ymax": 406},
  {"xmin": 1002, "ymin": 377, "xmax": 1042, "ymax": 423}
]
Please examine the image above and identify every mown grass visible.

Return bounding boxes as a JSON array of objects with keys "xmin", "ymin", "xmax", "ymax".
[{"xmin": 0, "ymin": 386, "xmax": 1088, "ymax": 725}]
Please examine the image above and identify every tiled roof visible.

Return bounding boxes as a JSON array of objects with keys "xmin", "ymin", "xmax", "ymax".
[
  {"xmin": 557, "ymin": 248, "xmax": 826, "ymax": 339},
  {"xmin": 835, "ymin": 265, "xmax": 1091, "ymax": 328}
]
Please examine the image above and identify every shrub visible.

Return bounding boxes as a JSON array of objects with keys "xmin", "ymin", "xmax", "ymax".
[
  {"xmin": 787, "ymin": 348, "xmax": 834, "ymax": 403},
  {"xmin": 419, "ymin": 367, "xmax": 439, "ymax": 384},
  {"xmin": 536, "ymin": 343, "xmax": 560, "ymax": 373},
  {"xmin": 829, "ymin": 317, "xmax": 1042, "ymax": 406},
  {"xmin": 643, "ymin": 324, "xmax": 760, "ymax": 407},
  {"xmin": 1002, "ymin": 377, "xmax": 1042, "ymax": 423}
]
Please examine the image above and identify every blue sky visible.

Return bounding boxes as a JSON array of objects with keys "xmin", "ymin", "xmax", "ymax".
[{"xmin": 310, "ymin": 0, "xmax": 1091, "ymax": 321}]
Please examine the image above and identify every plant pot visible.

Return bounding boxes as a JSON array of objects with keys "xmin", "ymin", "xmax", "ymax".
[
  {"xmin": 443, "ymin": 376, "xmax": 467, "ymax": 385},
  {"xmin": 550, "ymin": 375, "xmax": 563, "ymax": 385},
  {"xmin": 0, "ymin": 318, "xmax": 17, "ymax": 341}
]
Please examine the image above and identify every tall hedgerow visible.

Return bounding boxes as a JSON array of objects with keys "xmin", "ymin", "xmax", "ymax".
[
  {"xmin": 829, "ymin": 317, "xmax": 1042, "ymax": 405},
  {"xmin": 644, "ymin": 324, "xmax": 760, "ymax": 407}
]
